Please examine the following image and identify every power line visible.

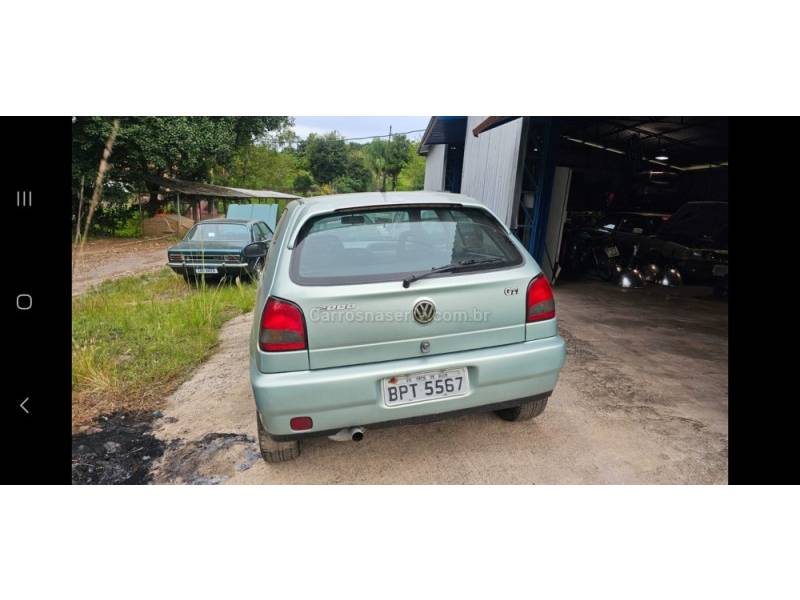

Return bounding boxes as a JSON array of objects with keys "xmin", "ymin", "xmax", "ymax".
[
  {"xmin": 267, "ymin": 127, "xmax": 427, "ymax": 147},
  {"xmin": 341, "ymin": 128, "xmax": 426, "ymax": 142}
]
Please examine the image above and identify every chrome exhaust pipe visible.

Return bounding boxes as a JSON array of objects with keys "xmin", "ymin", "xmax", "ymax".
[{"xmin": 328, "ymin": 427, "xmax": 366, "ymax": 442}]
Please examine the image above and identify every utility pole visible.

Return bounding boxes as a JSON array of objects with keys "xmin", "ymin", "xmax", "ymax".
[{"xmin": 382, "ymin": 125, "xmax": 391, "ymax": 192}]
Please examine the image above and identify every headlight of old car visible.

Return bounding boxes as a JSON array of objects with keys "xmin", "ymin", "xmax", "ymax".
[
  {"xmin": 660, "ymin": 268, "xmax": 683, "ymax": 287},
  {"xmin": 618, "ymin": 268, "xmax": 645, "ymax": 288}
]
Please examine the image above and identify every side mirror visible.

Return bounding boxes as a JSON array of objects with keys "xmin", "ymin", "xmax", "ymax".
[{"xmin": 243, "ymin": 241, "xmax": 268, "ymax": 259}]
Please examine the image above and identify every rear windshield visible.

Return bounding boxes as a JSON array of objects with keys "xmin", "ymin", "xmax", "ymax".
[
  {"xmin": 186, "ymin": 223, "xmax": 250, "ymax": 242},
  {"xmin": 290, "ymin": 205, "xmax": 523, "ymax": 285}
]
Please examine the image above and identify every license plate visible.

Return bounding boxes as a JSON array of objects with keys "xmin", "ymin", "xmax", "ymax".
[
  {"xmin": 604, "ymin": 246, "xmax": 620, "ymax": 258},
  {"xmin": 195, "ymin": 267, "xmax": 218, "ymax": 274},
  {"xmin": 712, "ymin": 264, "xmax": 728, "ymax": 276},
  {"xmin": 382, "ymin": 368, "xmax": 469, "ymax": 407}
]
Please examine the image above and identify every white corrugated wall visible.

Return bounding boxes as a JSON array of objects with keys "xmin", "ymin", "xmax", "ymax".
[
  {"xmin": 423, "ymin": 144, "xmax": 446, "ymax": 192},
  {"xmin": 459, "ymin": 116, "xmax": 525, "ymax": 227}
]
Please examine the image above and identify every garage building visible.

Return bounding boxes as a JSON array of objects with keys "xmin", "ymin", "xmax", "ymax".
[{"xmin": 418, "ymin": 116, "xmax": 728, "ymax": 282}]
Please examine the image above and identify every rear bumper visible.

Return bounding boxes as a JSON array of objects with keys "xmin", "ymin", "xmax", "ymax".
[
  {"xmin": 251, "ymin": 335, "xmax": 566, "ymax": 439},
  {"xmin": 167, "ymin": 262, "xmax": 250, "ymax": 276}
]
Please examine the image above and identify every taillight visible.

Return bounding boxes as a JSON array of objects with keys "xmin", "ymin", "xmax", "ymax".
[
  {"xmin": 526, "ymin": 275, "xmax": 555, "ymax": 322},
  {"xmin": 259, "ymin": 297, "xmax": 307, "ymax": 352}
]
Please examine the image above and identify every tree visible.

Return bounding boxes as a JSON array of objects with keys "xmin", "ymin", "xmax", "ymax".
[
  {"xmin": 301, "ymin": 132, "xmax": 348, "ymax": 185},
  {"xmin": 396, "ymin": 143, "xmax": 426, "ymax": 191},
  {"xmin": 366, "ymin": 138, "xmax": 389, "ymax": 191},
  {"xmin": 337, "ymin": 145, "xmax": 372, "ymax": 192},
  {"xmin": 385, "ymin": 135, "xmax": 413, "ymax": 191},
  {"xmin": 77, "ymin": 119, "xmax": 120, "ymax": 262},
  {"xmin": 293, "ymin": 172, "xmax": 314, "ymax": 194},
  {"xmin": 365, "ymin": 135, "xmax": 413, "ymax": 191},
  {"xmin": 72, "ymin": 116, "xmax": 292, "ymax": 215},
  {"xmin": 216, "ymin": 144, "xmax": 300, "ymax": 192}
]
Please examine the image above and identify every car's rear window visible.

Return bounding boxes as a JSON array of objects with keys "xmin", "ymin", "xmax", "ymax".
[
  {"xmin": 290, "ymin": 205, "xmax": 523, "ymax": 285},
  {"xmin": 186, "ymin": 223, "xmax": 250, "ymax": 242}
]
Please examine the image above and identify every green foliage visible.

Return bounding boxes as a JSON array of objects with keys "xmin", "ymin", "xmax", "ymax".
[
  {"xmin": 72, "ymin": 118, "xmax": 427, "ymax": 238},
  {"xmin": 366, "ymin": 139, "xmax": 388, "ymax": 189},
  {"xmin": 293, "ymin": 171, "xmax": 314, "ymax": 194},
  {"xmin": 301, "ymin": 132, "xmax": 349, "ymax": 185},
  {"xmin": 72, "ymin": 116, "xmax": 292, "ymax": 221},
  {"xmin": 215, "ymin": 144, "xmax": 300, "ymax": 192},
  {"xmin": 336, "ymin": 145, "xmax": 373, "ymax": 192},
  {"xmin": 385, "ymin": 135, "xmax": 413, "ymax": 190},
  {"xmin": 89, "ymin": 202, "xmax": 141, "ymax": 237},
  {"xmin": 365, "ymin": 135, "xmax": 414, "ymax": 191},
  {"xmin": 73, "ymin": 116, "xmax": 291, "ymax": 184},
  {"xmin": 292, "ymin": 132, "xmax": 383, "ymax": 194},
  {"xmin": 396, "ymin": 143, "xmax": 426, "ymax": 191}
]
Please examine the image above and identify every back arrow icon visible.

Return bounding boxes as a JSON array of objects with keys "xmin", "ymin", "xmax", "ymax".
[{"xmin": 20, "ymin": 397, "xmax": 29, "ymax": 414}]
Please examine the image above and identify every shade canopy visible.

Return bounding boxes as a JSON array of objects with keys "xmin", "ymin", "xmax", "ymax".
[{"xmin": 145, "ymin": 175, "xmax": 300, "ymax": 200}]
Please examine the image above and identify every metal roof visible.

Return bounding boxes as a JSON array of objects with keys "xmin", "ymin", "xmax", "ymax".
[
  {"xmin": 558, "ymin": 117, "xmax": 729, "ymax": 171},
  {"xmin": 417, "ymin": 117, "xmax": 468, "ymax": 154},
  {"xmin": 468, "ymin": 116, "xmax": 728, "ymax": 171},
  {"xmin": 145, "ymin": 175, "xmax": 301, "ymax": 199},
  {"xmin": 471, "ymin": 116, "xmax": 520, "ymax": 137}
]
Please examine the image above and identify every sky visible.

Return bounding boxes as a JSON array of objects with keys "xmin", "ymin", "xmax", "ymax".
[{"xmin": 291, "ymin": 116, "xmax": 431, "ymax": 143}]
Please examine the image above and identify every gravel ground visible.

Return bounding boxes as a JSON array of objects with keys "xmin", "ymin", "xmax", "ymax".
[
  {"xmin": 72, "ymin": 237, "xmax": 174, "ymax": 296},
  {"xmin": 147, "ymin": 280, "xmax": 728, "ymax": 485}
]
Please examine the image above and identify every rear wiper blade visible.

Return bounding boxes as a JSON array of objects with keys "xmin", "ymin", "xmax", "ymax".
[{"xmin": 402, "ymin": 258, "xmax": 504, "ymax": 288}]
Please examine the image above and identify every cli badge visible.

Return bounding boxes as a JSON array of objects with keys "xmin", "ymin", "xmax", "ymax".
[{"xmin": 504, "ymin": 288, "xmax": 519, "ymax": 296}]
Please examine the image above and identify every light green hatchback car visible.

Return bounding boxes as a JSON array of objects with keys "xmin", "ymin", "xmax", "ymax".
[{"xmin": 250, "ymin": 191, "xmax": 566, "ymax": 462}]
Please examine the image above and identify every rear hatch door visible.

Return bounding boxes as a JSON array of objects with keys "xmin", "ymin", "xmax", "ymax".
[{"xmin": 286, "ymin": 204, "xmax": 536, "ymax": 370}]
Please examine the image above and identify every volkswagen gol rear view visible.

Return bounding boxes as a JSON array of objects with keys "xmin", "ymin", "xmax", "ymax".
[{"xmin": 249, "ymin": 191, "xmax": 566, "ymax": 462}]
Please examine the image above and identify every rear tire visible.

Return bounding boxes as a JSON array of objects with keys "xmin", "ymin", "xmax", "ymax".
[
  {"xmin": 495, "ymin": 396, "xmax": 549, "ymax": 422},
  {"xmin": 257, "ymin": 412, "xmax": 300, "ymax": 463}
]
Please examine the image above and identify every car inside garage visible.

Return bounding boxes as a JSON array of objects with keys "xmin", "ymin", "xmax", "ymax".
[{"xmin": 530, "ymin": 117, "xmax": 728, "ymax": 292}]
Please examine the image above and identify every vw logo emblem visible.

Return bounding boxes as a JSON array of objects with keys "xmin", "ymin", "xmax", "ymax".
[{"xmin": 413, "ymin": 300, "xmax": 436, "ymax": 324}]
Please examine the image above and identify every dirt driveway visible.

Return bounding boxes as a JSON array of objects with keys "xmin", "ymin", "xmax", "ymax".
[
  {"xmin": 149, "ymin": 281, "xmax": 728, "ymax": 484},
  {"xmin": 72, "ymin": 236, "xmax": 175, "ymax": 296}
]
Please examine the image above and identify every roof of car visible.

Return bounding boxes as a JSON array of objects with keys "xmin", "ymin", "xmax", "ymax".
[
  {"xmin": 291, "ymin": 192, "xmax": 488, "ymax": 222},
  {"xmin": 295, "ymin": 191, "xmax": 485, "ymax": 210},
  {"xmin": 196, "ymin": 218, "xmax": 258, "ymax": 225}
]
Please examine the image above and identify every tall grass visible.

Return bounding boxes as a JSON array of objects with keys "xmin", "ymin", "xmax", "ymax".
[{"xmin": 72, "ymin": 268, "xmax": 256, "ymax": 429}]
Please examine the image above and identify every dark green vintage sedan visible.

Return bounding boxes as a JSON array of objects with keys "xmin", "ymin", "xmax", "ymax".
[{"xmin": 167, "ymin": 218, "xmax": 272, "ymax": 282}]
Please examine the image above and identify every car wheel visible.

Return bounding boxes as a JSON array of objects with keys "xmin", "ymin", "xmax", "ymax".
[
  {"xmin": 257, "ymin": 412, "xmax": 300, "ymax": 463},
  {"xmin": 495, "ymin": 396, "xmax": 549, "ymax": 422}
]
